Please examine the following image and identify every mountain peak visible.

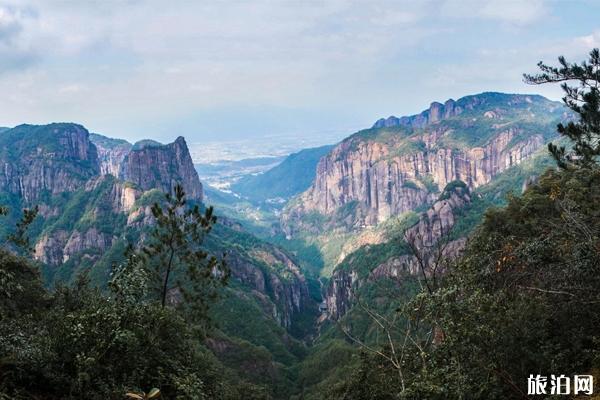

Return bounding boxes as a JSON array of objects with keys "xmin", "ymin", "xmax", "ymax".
[
  {"xmin": 0, "ymin": 122, "xmax": 100, "ymax": 201},
  {"xmin": 120, "ymin": 137, "xmax": 203, "ymax": 200},
  {"xmin": 131, "ymin": 139, "xmax": 163, "ymax": 151},
  {"xmin": 372, "ymin": 92, "xmax": 560, "ymax": 130}
]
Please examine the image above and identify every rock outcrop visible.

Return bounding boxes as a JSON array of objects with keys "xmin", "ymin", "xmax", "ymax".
[
  {"xmin": 2, "ymin": 123, "xmax": 312, "ymax": 334},
  {"xmin": 290, "ymin": 128, "xmax": 542, "ymax": 229},
  {"xmin": 0, "ymin": 123, "xmax": 100, "ymax": 202},
  {"xmin": 372, "ymin": 92, "xmax": 561, "ymax": 129},
  {"xmin": 284, "ymin": 93, "xmax": 563, "ymax": 232},
  {"xmin": 403, "ymin": 183, "xmax": 470, "ymax": 249},
  {"xmin": 323, "ymin": 269, "xmax": 358, "ymax": 321},
  {"xmin": 322, "ymin": 183, "xmax": 472, "ymax": 321},
  {"xmin": 120, "ymin": 137, "xmax": 203, "ymax": 200},
  {"xmin": 373, "ymin": 98, "xmax": 463, "ymax": 129},
  {"xmin": 90, "ymin": 133, "xmax": 132, "ymax": 177},
  {"xmin": 247, "ymin": 248, "xmax": 311, "ymax": 328}
]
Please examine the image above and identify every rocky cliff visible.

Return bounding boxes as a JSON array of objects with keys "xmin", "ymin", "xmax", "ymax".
[
  {"xmin": 0, "ymin": 123, "xmax": 313, "ymax": 335},
  {"xmin": 322, "ymin": 182, "xmax": 472, "ymax": 321},
  {"xmin": 232, "ymin": 247, "xmax": 311, "ymax": 328},
  {"xmin": 0, "ymin": 123, "xmax": 99, "ymax": 202},
  {"xmin": 33, "ymin": 175, "xmax": 141, "ymax": 265},
  {"xmin": 120, "ymin": 137, "xmax": 203, "ymax": 200},
  {"xmin": 283, "ymin": 93, "xmax": 565, "ymax": 233},
  {"xmin": 90, "ymin": 133, "xmax": 132, "ymax": 177}
]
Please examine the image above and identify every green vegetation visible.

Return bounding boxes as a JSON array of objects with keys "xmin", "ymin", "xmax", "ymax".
[
  {"xmin": 140, "ymin": 184, "xmax": 228, "ymax": 314},
  {"xmin": 0, "ymin": 123, "xmax": 87, "ymax": 160},
  {"xmin": 3, "ymin": 50, "xmax": 599, "ymax": 399},
  {"xmin": 525, "ymin": 49, "xmax": 600, "ymax": 168},
  {"xmin": 232, "ymin": 145, "xmax": 334, "ymax": 203},
  {"xmin": 346, "ymin": 125, "xmax": 414, "ymax": 151},
  {"xmin": 418, "ymin": 175, "xmax": 439, "ymax": 193},
  {"xmin": 341, "ymin": 92, "xmax": 565, "ymax": 160},
  {"xmin": 316, "ymin": 50, "xmax": 600, "ymax": 399},
  {"xmin": 438, "ymin": 179, "xmax": 468, "ymax": 200},
  {"xmin": 0, "ymin": 215, "xmax": 257, "ymax": 399},
  {"xmin": 327, "ymin": 165, "xmax": 600, "ymax": 399},
  {"xmin": 89, "ymin": 132, "xmax": 131, "ymax": 149},
  {"xmin": 131, "ymin": 139, "xmax": 163, "ymax": 150}
]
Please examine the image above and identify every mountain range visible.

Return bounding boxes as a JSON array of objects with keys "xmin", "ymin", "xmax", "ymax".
[
  {"xmin": 0, "ymin": 92, "xmax": 567, "ymax": 399},
  {"xmin": 0, "ymin": 123, "xmax": 319, "ymax": 397}
]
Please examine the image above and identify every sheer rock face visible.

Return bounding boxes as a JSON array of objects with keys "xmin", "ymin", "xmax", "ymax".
[
  {"xmin": 85, "ymin": 176, "xmax": 142, "ymax": 213},
  {"xmin": 373, "ymin": 98, "xmax": 462, "ymax": 129},
  {"xmin": 0, "ymin": 125, "xmax": 203, "ymax": 269},
  {"xmin": 283, "ymin": 93, "xmax": 560, "ymax": 234},
  {"xmin": 371, "ymin": 93, "xmax": 550, "ymax": 130},
  {"xmin": 248, "ymin": 248, "xmax": 311, "ymax": 328},
  {"xmin": 6, "ymin": 124, "xmax": 311, "ymax": 331},
  {"xmin": 90, "ymin": 134, "xmax": 132, "ymax": 177},
  {"xmin": 34, "ymin": 176, "xmax": 142, "ymax": 265},
  {"xmin": 62, "ymin": 228, "xmax": 115, "ymax": 263},
  {"xmin": 34, "ymin": 230, "xmax": 69, "ymax": 265},
  {"xmin": 323, "ymin": 269, "xmax": 358, "ymax": 321},
  {"xmin": 120, "ymin": 137, "xmax": 203, "ymax": 200},
  {"xmin": 289, "ymin": 128, "xmax": 542, "ymax": 231},
  {"xmin": 403, "ymin": 188, "xmax": 470, "ymax": 250},
  {"xmin": 322, "ymin": 187, "xmax": 472, "ymax": 321},
  {"xmin": 0, "ymin": 124, "xmax": 100, "ymax": 202}
]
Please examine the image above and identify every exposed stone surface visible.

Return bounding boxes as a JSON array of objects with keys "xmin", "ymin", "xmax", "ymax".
[
  {"xmin": 90, "ymin": 133, "xmax": 132, "ymax": 177},
  {"xmin": 84, "ymin": 176, "xmax": 142, "ymax": 213},
  {"xmin": 371, "ymin": 93, "xmax": 559, "ymax": 130},
  {"xmin": 3, "ymin": 123, "xmax": 314, "ymax": 336},
  {"xmin": 0, "ymin": 123, "xmax": 99, "ymax": 202},
  {"xmin": 323, "ymin": 269, "xmax": 358, "ymax": 321},
  {"xmin": 249, "ymin": 248, "xmax": 311, "ymax": 328},
  {"xmin": 34, "ymin": 230, "xmax": 69, "ymax": 265},
  {"xmin": 283, "ymin": 93, "xmax": 561, "ymax": 233},
  {"xmin": 62, "ymin": 228, "xmax": 115, "ymax": 263},
  {"xmin": 120, "ymin": 136, "xmax": 203, "ymax": 200},
  {"xmin": 322, "ymin": 186, "xmax": 472, "ymax": 321},
  {"xmin": 367, "ymin": 237, "xmax": 467, "ymax": 281},
  {"xmin": 336, "ymin": 228, "xmax": 387, "ymax": 265},
  {"xmin": 404, "ymin": 187, "xmax": 470, "ymax": 249},
  {"xmin": 286, "ymin": 128, "xmax": 542, "ymax": 231},
  {"xmin": 373, "ymin": 98, "xmax": 463, "ymax": 129}
]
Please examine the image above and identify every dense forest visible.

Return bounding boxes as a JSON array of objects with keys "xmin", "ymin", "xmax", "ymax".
[{"xmin": 2, "ymin": 51, "xmax": 600, "ymax": 399}]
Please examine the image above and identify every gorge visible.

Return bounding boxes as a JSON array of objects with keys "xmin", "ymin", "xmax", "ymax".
[{"xmin": 0, "ymin": 92, "xmax": 568, "ymax": 399}]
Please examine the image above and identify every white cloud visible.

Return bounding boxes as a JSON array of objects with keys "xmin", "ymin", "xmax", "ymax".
[
  {"xmin": 572, "ymin": 31, "xmax": 600, "ymax": 53},
  {"xmin": 479, "ymin": 0, "xmax": 546, "ymax": 25},
  {"xmin": 440, "ymin": 0, "xmax": 546, "ymax": 25},
  {"xmin": 0, "ymin": 3, "xmax": 40, "ymax": 71},
  {"xmin": 0, "ymin": 0, "xmax": 595, "ymax": 141}
]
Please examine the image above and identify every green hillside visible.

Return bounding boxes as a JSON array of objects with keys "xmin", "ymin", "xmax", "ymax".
[
  {"xmin": 89, "ymin": 132, "xmax": 131, "ymax": 148},
  {"xmin": 232, "ymin": 145, "xmax": 334, "ymax": 203}
]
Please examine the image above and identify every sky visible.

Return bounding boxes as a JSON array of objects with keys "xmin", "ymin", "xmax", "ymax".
[{"xmin": 1, "ymin": 0, "xmax": 600, "ymax": 144}]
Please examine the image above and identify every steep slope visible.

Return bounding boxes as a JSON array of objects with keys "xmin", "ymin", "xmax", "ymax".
[
  {"xmin": 0, "ymin": 123, "xmax": 99, "ymax": 203},
  {"xmin": 283, "ymin": 93, "xmax": 566, "ymax": 234},
  {"xmin": 321, "ymin": 182, "xmax": 471, "ymax": 321},
  {"xmin": 89, "ymin": 133, "xmax": 132, "ymax": 177},
  {"xmin": 0, "ymin": 122, "xmax": 318, "ymax": 399},
  {"xmin": 120, "ymin": 137, "xmax": 203, "ymax": 200},
  {"xmin": 232, "ymin": 145, "xmax": 335, "ymax": 203},
  {"xmin": 313, "ymin": 143, "xmax": 557, "ymax": 328}
]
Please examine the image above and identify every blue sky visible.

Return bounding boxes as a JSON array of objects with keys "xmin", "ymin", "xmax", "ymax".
[{"xmin": 1, "ymin": 0, "xmax": 599, "ymax": 143}]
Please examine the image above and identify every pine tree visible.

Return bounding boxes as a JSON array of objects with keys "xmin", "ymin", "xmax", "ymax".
[
  {"xmin": 141, "ymin": 184, "xmax": 228, "ymax": 319},
  {"xmin": 524, "ymin": 48, "xmax": 600, "ymax": 168},
  {"xmin": 7, "ymin": 206, "xmax": 39, "ymax": 255}
]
